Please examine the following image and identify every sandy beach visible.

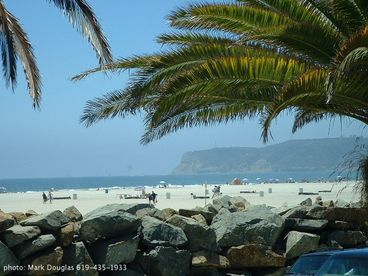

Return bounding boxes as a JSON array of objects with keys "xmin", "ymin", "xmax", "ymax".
[{"xmin": 0, "ymin": 181, "xmax": 362, "ymax": 215}]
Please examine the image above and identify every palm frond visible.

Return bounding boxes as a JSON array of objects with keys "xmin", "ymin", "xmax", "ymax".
[
  {"xmin": 48, "ymin": 0, "xmax": 112, "ymax": 65},
  {"xmin": 0, "ymin": 2, "xmax": 41, "ymax": 108}
]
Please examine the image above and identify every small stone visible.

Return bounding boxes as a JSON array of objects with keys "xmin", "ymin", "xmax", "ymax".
[
  {"xmin": 25, "ymin": 210, "xmax": 38, "ymax": 217},
  {"xmin": 192, "ymin": 251, "xmax": 230, "ymax": 269},
  {"xmin": 315, "ymin": 196, "xmax": 323, "ymax": 206},
  {"xmin": 58, "ymin": 223, "xmax": 78, "ymax": 247}
]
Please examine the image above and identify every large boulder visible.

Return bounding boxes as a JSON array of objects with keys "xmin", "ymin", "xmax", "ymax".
[
  {"xmin": 62, "ymin": 242, "xmax": 97, "ymax": 276},
  {"xmin": 13, "ymin": 234, "xmax": 56, "ymax": 259},
  {"xmin": 0, "ymin": 212, "xmax": 15, "ymax": 233},
  {"xmin": 282, "ymin": 206, "xmax": 309, "ymax": 219},
  {"xmin": 328, "ymin": 231, "xmax": 367, "ymax": 248},
  {"xmin": 98, "ymin": 203, "xmax": 153, "ymax": 216},
  {"xmin": 227, "ymin": 244, "xmax": 285, "ymax": 268},
  {"xmin": 79, "ymin": 205, "xmax": 141, "ymax": 242},
  {"xmin": 285, "ymin": 218, "xmax": 328, "ymax": 231},
  {"xmin": 88, "ymin": 235, "xmax": 139, "ymax": 265},
  {"xmin": 7, "ymin": 212, "xmax": 27, "ymax": 223},
  {"xmin": 140, "ymin": 246, "xmax": 191, "ymax": 276},
  {"xmin": 327, "ymin": 220, "xmax": 355, "ymax": 230},
  {"xmin": 20, "ymin": 210, "xmax": 70, "ymax": 231},
  {"xmin": 23, "ymin": 246, "xmax": 63, "ymax": 275},
  {"xmin": 210, "ymin": 208, "xmax": 284, "ymax": 248},
  {"xmin": 179, "ymin": 208, "xmax": 214, "ymax": 224},
  {"xmin": 148, "ymin": 208, "xmax": 177, "ymax": 221},
  {"xmin": 1, "ymin": 225, "xmax": 41, "ymax": 247},
  {"xmin": 213, "ymin": 195, "xmax": 233, "ymax": 210},
  {"xmin": 63, "ymin": 206, "xmax": 83, "ymax": 222},
  {"xmin": 141, "ymin": 216, "xmax": 187, "ymax": 248},
  {"xmin": 285, "ymin": 231, "xmax": 320, "ymax": 259},
  {"xmin": 166, "ymin": 215, "xmax": 218, "ymax": 252},
  {"xmin": 192, "ymin": 250, "xmax": 230, "ymax": 269},
  {"xmin": 0, "ymin": 241, "xmax": 19, "ymax": 276}
]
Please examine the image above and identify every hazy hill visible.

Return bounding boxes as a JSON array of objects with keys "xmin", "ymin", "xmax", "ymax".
[{"xmin": 172, "ymin": 137, "xmax": 367, "ymax": 175}]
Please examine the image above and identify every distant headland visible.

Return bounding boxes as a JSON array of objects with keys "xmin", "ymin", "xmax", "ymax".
[{"xmin": 172, "ymin": 137, "xmax": 368, "ymax": 175}]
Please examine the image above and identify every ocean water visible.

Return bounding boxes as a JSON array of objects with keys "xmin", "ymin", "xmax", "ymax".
[{"xmin": 0, "ymin": 170, "xmax": 342, "ymax": 192}]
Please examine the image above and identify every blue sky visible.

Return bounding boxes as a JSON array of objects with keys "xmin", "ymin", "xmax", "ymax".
[{"xmin": 0, "ymin": 0, "xmax": 366, "ymax": 179}]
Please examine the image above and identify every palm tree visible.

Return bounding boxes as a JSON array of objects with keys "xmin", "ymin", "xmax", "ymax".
[
  {"xmin": 74, "ymin": 0, "xmax": 368, "ymax": 145},
  {"xmin": 0, "ymin": 0, "xmax": 112, "ymax": 108}
]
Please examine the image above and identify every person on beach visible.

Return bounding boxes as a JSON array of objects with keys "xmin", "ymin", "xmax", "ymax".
[
  {"xmin": 42, "ymin": 192, "xmax": 48, "ymax": 204},
  {"xmin": 48, "ymin": 191, "xmax": 53, "ymax": 203},
  {"xmin": 149, "ymin": 191, "xmax": 158, "ymax": 205}
]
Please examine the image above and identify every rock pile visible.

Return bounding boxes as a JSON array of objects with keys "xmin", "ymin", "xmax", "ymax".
[{"xmin": 0, "ymin": 197, "xmax": 367, "ymax": 276}]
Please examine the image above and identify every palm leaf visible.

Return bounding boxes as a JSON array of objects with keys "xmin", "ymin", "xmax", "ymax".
[
  {"xmin": 48, "ymin": 0, "xmax": 112, "ymax": 65},
  {"xmin": 0, "ymin": 2, "xmax": 41, "ymax": 108}
]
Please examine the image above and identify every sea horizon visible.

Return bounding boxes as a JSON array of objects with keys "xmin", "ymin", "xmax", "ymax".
[{"xmin": 0, "ymin": 170, "xmax": 352, "ymax": 193}]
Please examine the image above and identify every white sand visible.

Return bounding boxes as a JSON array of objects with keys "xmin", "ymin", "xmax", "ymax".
[{"xmin": 0, "ymin": 181, "xmax": 362, "ymax": 215}]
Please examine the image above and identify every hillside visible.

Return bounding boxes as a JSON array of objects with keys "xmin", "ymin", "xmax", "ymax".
[{"xmin": 172, "ymin": 137, "xmax": 367, "ymax": 175}]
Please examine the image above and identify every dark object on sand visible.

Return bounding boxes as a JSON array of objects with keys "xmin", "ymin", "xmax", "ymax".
[
  {"xmin": 240, "ymin": 190, "xmax": 257, "ymax": 194},
  {"xmin": 53, "ymin": 196, "xmax": 71, "ymax": 200},
  {"xmin": 190, "ymin": 193, "xmax": 209, "ymax": 199},
  {"xmin": 298, "ymin": 192, "xmax": 319, "ymax": 195}
]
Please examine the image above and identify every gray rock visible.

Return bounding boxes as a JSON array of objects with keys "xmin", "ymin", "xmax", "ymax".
[
  {"xmin": 323, "ymin": 200, "xmax": 334, "ymax": 208},
  {"xmin": 167, "ymin": 215, "xmax": 218, "ymax": 252},
  {"xmin": 191, "ymin": 214, "xmax": 207, "ymax": 225},
  {"xmin": 62, "ymin": 242, "xmax": 97, "ymax": 276},
  {"xmin": 20, "ymin": 210, "xmax": 70, "ymax": 231},
  {"xmin": 79, "ymin": 205, "xmax": 141, "ymax": 242},
  {"xmin": 328, "ymin": 231, "xmax": 367, "ymax": 248},
  {"xmin": 305, "ymin": 205, "xmax": 328, "ymax": 219},
  {"xmin": 203, "ymin": 204, "xmax": 218, "ymax": 215},
  {"xmin": 299, "ymin": 198, "xmax": 312, "ymax": 206},
  {"xmin": 285, "ymin": 218, "xmax": 328, "ymax": 231},
  {"xmin": 25, "ymin": 210, "xmax": 38, "ymax": 217},
  {"xmin": 213, "ymin": 195, "xmax": 233, "ymax": 209},
  {"xmin": 63, "ymin": 206, "xmax": 83, "ymax": 222},
  {"xmin": 211, "ymin": 208, "xmax": 231, "ymax": 225},
  {"xmin": 192, "ymin": 250, "xmax": 230, "ymax": 269},
  {"xmin": 282, "ymin": 206, "xmax": 308, "ymax": 219},
  {"xmin": 7, "ymin": 212, "xmax": 27, "ymax": 223},
  {"xmin": 229, "ymin": 196, "xmax": 251, "ymax": 211},
  {"xmin": 315, "ymin": 196, "xmax": 323, "ymax": 205},
  {"xmin": 334, "ymin": 199, "xmax": 350, "ymax": 208},
  {"xmin": 1, "ymin": 225, "xmax": 41, "ymax": 247},
  {"xmin": 148, "ymin": 208, "xmax": 177, "ymax": 221},
  {"xmin": 23, "ymin": 246, "xmax": 63, "ymax": 275},
  {"xmin": 179, "ymin": 208, "xmax": 214, "ymax": 224},
  {"xmin": 13, "ymin": 234, "xmax": 56, "ymax": 259},
  {"xmin": 58, "ymin": 222, "xmax": 78, "ymax": 247},
  {"xmin": 141, "ymin": 216, "xmax": 187, "ymax": 248},
  {"xmin": 286, "ymin": 231, "xmax": 320, "ymax": 259},
  {"xmin": 227, "ymin": 244, "xmax": 285, "ymax": 268},
  {"xmin": 0, "ymin": 241, "xmax": 19, "ymax": 276},
  {"xmin": 210, "ymin": 208, "xmax": 284, "ymax": 248},
  {"xmin": 88, "ymin": 235, "xmax": 139, "ymax": 265},
  {"xmin": 0, "ymin": 212, "xmax": 15, "ymax": 233},
  {"xmin": 99, "ymin": 203, "xmax": 153, "ymax": 216},
  {"xmin": 140, "ymin": 246, "xmax": 191, "ymax": 276}
]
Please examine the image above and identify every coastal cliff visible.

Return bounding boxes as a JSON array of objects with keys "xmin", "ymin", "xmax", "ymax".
[{"xmin": 173, "ymin": 137, "xmax": 367, "ymax": 174}]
